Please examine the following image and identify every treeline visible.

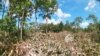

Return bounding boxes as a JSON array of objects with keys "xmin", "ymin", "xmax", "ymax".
[
  {"xmin": 39, "ymin": 14, "xmax": 100, "ymax": 43},
  {"xmin": 0, "ymin": 0, "xmax": 100, "ymax": 44},
  {"xmin": 0, "ymin": 0, "xmax": 58, "ymax": 55},
  {"xmin": 40, "ymin": 14, "xmax": 100, "ymax": 32},
  {"xmin": 0, "ymin": 0, "xmax": 58, "ymax": 44}
]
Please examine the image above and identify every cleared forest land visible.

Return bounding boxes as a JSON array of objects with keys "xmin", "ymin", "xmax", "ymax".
[
  {"xmin": 0, "ymin": 31, "xmax": 100, "ymax": 56},
  {"xmin": 0, "ymin": 0, "xmax": 100, "ymax": 56}
]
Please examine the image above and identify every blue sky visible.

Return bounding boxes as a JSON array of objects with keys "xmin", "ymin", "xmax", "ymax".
[
  {"xmin": 39, "ymin": 0, "xmax": 100, "ymax": 26},
  {"xmin": 0, "ymin": 0, "xmax": 100, "ymax": 28},
  {"xmin": 44, "ymin": 0, "xmax": 100, "ymax": 28},
  {"xmin": 57, "ymin": 0, "xmax": 100, "ymax": 22}
]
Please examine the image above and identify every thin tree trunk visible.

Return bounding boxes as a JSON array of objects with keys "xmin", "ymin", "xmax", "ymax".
[
  {"xmin": 45, "ymin": 17, "xmax": 48, "ymax": 33},
  {"xmin": 20, "ymin": 18, "xmax": 23, "ymax": 41},
  {"xmin": 35, "ymin": 10, "xmax": 37, "ymax": 32},
  {"xmin": 20, "ymin": 10, "xmax": 25, "ymax": 41},
  {"xmin": 2, "ymin": 1, "xmax": 4, "ymax": 30},
  {"xmin": 18, "ymin": 18, "xmax": 20, "ymax": 30},
  {"xmin": 2, "ymin": 1, "xmax": 5, "ymax": 36},
  {"xmin": 2, "ymin": 9, "xmax": 4, "ymax": 28}
]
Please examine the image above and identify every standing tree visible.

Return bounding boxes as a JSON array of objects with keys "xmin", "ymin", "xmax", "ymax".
[
  {"xmin": 58, "ymin": 22, "xmax": 64, "ymax": 31},
  {"xmin": 64, "ymin": 20, "xmax": 72, "ymax": 31},
  {"xmin": 75, "ymin": 17, "xmax": 83, "ymax": 28},
  {"xmin": 87, "ymin": 14, "xmax": 98, "ymax": 24},
  {"xmin": 0, "ymin": 0, "xmax": 5, "ymax": 30},
  {"xmin": 32, "ymin": 0, "xmax": 44, "ymax": 32},
  {"xmin": 34, "ymin": 0, "xmax": 57, "ymax": 33},
  {"xmin": 87, "ymin": 14, "xmax": 98, "ymax": 31},
  {"xmin": 1, "ymin": 0, "xmax": 4, "ymax": 30},
  {"xmin": 9, "ymin": 0, "xmax": 33, "ymax": 40},
  {"xmin": 73, "ymin": 16, "xmax": 83, "ymax": 32}
]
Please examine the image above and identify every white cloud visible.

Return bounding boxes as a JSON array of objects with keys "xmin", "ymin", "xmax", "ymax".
[
  {"xmin": 43, "ymin": 8, "xmax": 71, "ymax": 25},
  {"xmin": 55, "ymin": 9, "xmax": 71, "ymax": 18},
  {"xmin": 43, "ymin": 18, "xmax": 62, "ymax": 25},
  {"xmin": 85, "ymin": 0, "xmax": 96, "ymax": 11},
  {"xmin": 80, "ymin": 21, "xmax": 90, "ymax": 28}
]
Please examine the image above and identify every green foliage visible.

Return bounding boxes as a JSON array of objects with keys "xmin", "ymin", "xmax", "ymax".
[
  {"xmin": 34, "ymin": 0, "xmax": 57, "ymax": 33},
  {"xmin": 74, "ymin": 16, "xmax": 83, "ymax": 29},
  {"xmin": 0, "ymin": 15, "xmax": 20, "ymax": 44},
  {"xmin": 40, "ymin": 22, "xmax": 64, "ymax": 33},
  {"xmin": 34, "ymin": 0, "xmax": 57, "ymax": 20},
  {"xmin": 64, "ymin": 21, "xmax": 72, "ymax": 31},
  {"xmin": 0, "ymin": 0, "xmax": 100, "ymax": 55},
  {"xmin": 8, "ymin": 0, "xmax": 33, "ymax": 40},
  {"xmin": 87, "ymin": 14, "xmax": 98, "ymax": 23},
  {"xmin": 2, "ymin": 16, "xmax": 17, "ymax": 32},
  {"xmin": 84, "ymin": 14, "xmax": 100, "ymax": 43}
]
